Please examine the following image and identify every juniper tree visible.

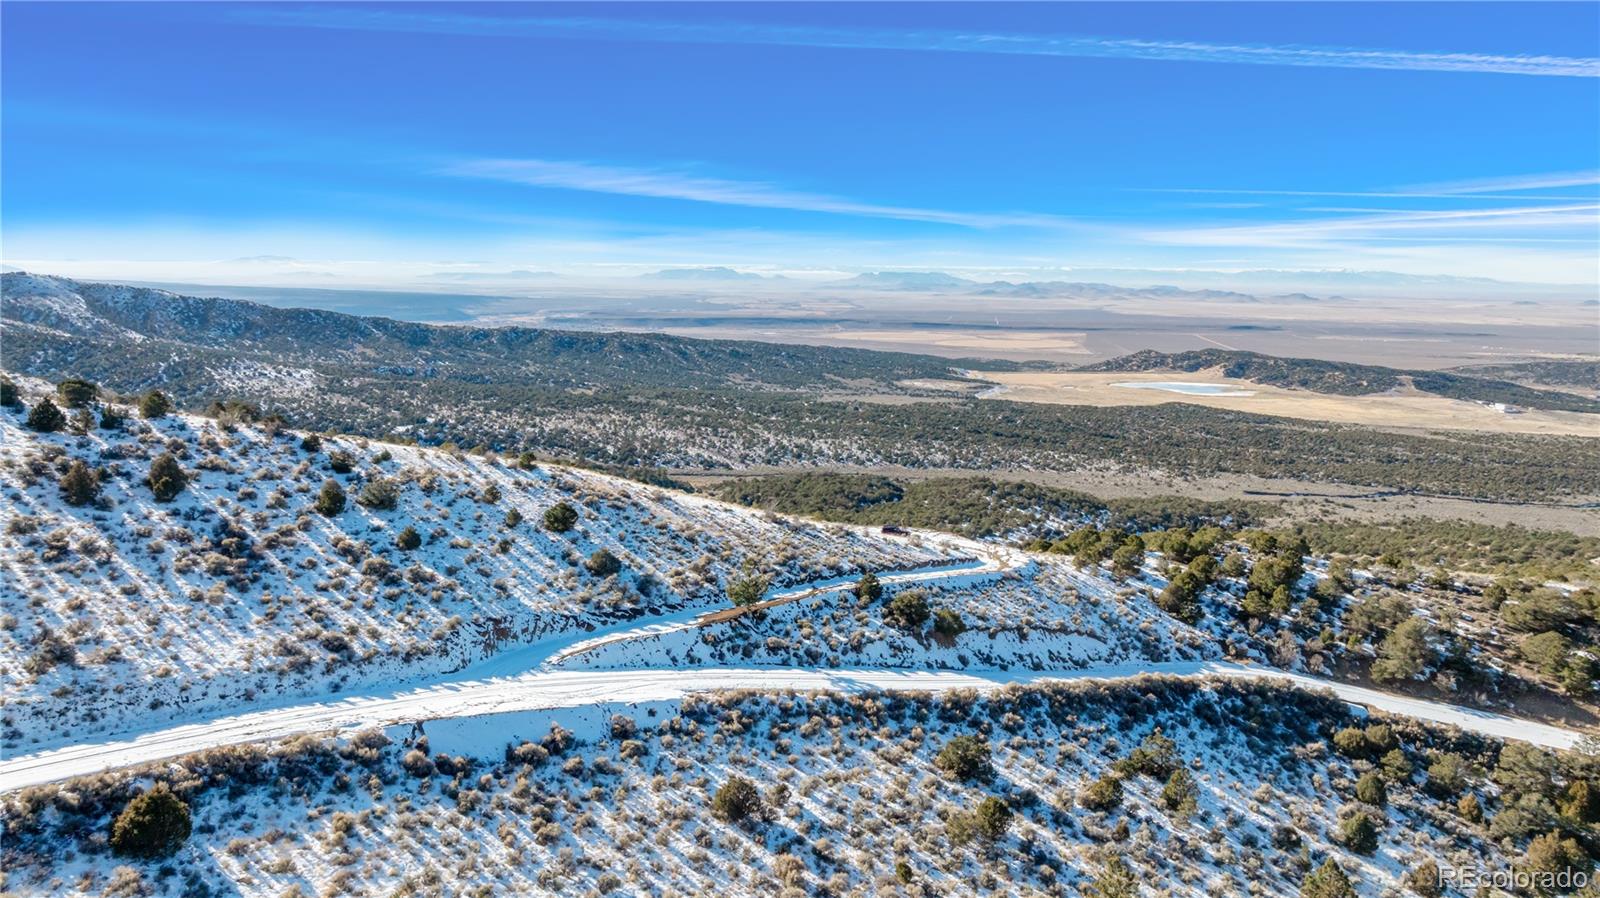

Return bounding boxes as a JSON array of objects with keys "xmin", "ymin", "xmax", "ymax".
[
  {"xmin": 110, "ymin": 787, "xmax": 191, "ymax": 860},
  {"xmin": 26, "ymin": 397, "xmax": 66, "ymax": 433},
  {"xmin": 138, "ymin": 390, "xmax": 174, "ymax": 418},
  {"xmin": 543, "ymin": 502, "xmax": 578, "ymax": 532},
  {"xmin": 59, "ymin": 460, "xmax": 100, "ymax": 506},
  {"xmin": 148, "ymin": 453, "xmax": 188, "ymax": 502},
  {"xmin": 315, "ymin": 480, "xmax": 346, "ymax": 516}
]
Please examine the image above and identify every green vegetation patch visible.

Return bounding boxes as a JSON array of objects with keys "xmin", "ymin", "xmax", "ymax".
[{"xmin": 712, "ymin": 473, "xmax": 1276, "ymax": 537}]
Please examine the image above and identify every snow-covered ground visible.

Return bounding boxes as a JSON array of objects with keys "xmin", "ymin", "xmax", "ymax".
[
  {"xmin": 0, "ymin": 400, "xmax": 954, "ymax": 749},
  {"xmin": 1, "ymin": 395, "xmax": 1584, "ymax": 797},
  {"xmin": 1, "ymin": 676, "xmax": 1547, "ymax": 898}
]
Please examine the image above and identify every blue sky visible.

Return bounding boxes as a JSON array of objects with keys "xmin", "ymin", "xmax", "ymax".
[{"xmin": 3, "ymin": 2, "xmax": 1597, "ymax": 287}]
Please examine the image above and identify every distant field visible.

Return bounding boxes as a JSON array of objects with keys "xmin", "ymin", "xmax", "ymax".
[{"xmin": 975, "ymin": 369, "xmax": 1600, "ymax": 437}]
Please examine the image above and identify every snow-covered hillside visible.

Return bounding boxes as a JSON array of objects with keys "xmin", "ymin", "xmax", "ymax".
[
  {"xmin": 557, "ymin": 562, "xmax": 1208, "ymax": 672},
  {"xmin": 0, "ymin": 379, "xmax": 1212, "ymax": 755},
  {"xmin": 0, "ymin": 385, "xmax": 963, "ymax": 750},
  {"xmin": 2, "ymin": 676, "xmax": 1554, "ymax": 898}
]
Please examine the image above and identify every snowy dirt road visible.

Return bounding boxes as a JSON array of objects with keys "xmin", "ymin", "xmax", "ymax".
[{"xmin": 0, "ymin": 532, "xmax": 1585, "ymax": 793}]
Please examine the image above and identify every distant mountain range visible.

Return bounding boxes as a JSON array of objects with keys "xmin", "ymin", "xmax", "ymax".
[
  {"xmin": 831, "ymin": 271, "xmax": 1327, "ymax": 304},
  {"xmin": 643, "ymin": 267, "xmax": 772, "ymax": 281},
  {"xmin": 827, "ymin": 268, "xmax": 1592, "ymax": 300}
]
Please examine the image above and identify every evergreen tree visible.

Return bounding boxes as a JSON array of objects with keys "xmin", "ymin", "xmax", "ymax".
[
  {"xmin": 543, "ymin": 502, "xmax": 578, "ymax": 532},
  {"xmin": 932, "ymin": 607, "xmax": 967, "ymax": 638},
  {"xmin": 1299, "ymin": 859, "xmax": 1355, "ymax": 898},
  {"xmin": 935, "ymin": 735, "xmax": 992, "ymax": 782},
  {"xmin": 727, "ymin": 574, "xmax": 769, "ymax": 607},
  {"xmin": 1157, "ymin": 570, "xmax": 1204, "ymax": 624},
  {"xmin": 1089, "ymin": 856, "xmax": 1139, "ymax": 898},
  {"xmin": 26, "ymin": 397, "xmax": 66, "ymax": 433},
  {"xmin": 1523, "ymin": 831, "xmax": 1589, "ymax": 884},
  {"xmin": 972, "ymin": 796, "xmax": 1013, "ymax": 843},
  {"xmin": 357, "ymin": 478, "xmax": 400, "ymax": 510},
  {"xmin": 396, "ymin": 525, "xmax": 422, "ymax": 551},
  {"xmin": 55, "ymin": 378, "xmax": 98, "ymax": 408},
  {"xmin": 885, "ymin": 589, "xmax": 930, "ymax": 630},
  {"xmin": 59, "ymin": 460, "xmax": 100, "ymax": 506},
  {"xmin": 1160, "ymin": 768, "xmax": 1199, "ymax": 820},
  {"xmin": 148, "ymin": 453, "xmax": 188, "ymax": 502},
  {"xmin": 1559, "ymin": 780, "xmax": 1600, "ymax": 825},
  {"xmin": 1355, "ymin": 771, "xmax": 1388, "ymax": 806},
  {"xmin": 315, "ymin": 480, "xmax": 346, "ymax": 516},
  {"xmin": 110, "ymin": 787, "xmax": 191, "ymax": 860},
  {"xmin": 138, "ymin": 390, "xmax": 174, "ymax": 418},
  {"xmin": 855, "ymin": 571, "xmax": 882, "ymax": 602},
  {"xmin": 0, "ymin": 378, "xmax": 17, "ymax": 407},
  {"xmin": 710, "ymin": 776, "xmax": 763, "ymax": 823},
  {"xmin": 585, "ymin": 548, "xmax": 622, "ymax": 577},
  {"xmin": 1337, "ymin": 811, "xmax": 1380, "ymax": 854},
  {"xmin": 1371, "ymin": 618, "xmax": 1434, "ymax": 683},
  {"xmin": 1111, "ymin": 537, "xmax": 1145, "ymax": 578},
  {"xmin": 1078, "ymin": 775, "xmax": 1124, "ymax": 812}
]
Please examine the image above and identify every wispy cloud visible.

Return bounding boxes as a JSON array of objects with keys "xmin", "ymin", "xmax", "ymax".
[
  {"xmin": 1396, "ymin": 169, "xmax": 1600, "ymax": 195},
  {"xmin": 1143, "ymin": 202, "xmax": 1600, "ymax": 249},
  {"xmin": 444, "ymin": 158, "xmax": 1070, "ymax": 229},
  {"xmin": 239, "ymin": 9, "xmax": 1600, "ymax": 78},
  {"xmin": 1135, "ymin": 186, "xmax": 1597, "ymax": 201}
]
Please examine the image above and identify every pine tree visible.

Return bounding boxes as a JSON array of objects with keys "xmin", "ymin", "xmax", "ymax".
[
  {"xmin": 110, "ymin": 787, "xmax": 191, "ymax": 859},
  {"xmin": 543, "ymin": 502, "xmax": 578, "ymax": 533},
  {"xmin": 1356, "ymin": 771, "xmax": 1388, "ymax": 806},
  {"xmin": 935, "ymin": 735, "xmax": 992, "ymax": 782},
  {"xmin": 1299, "ymin": 859, "xmax": 1355, "ymax": 898},
  {"xmin": 727, "ymin": 574, "xmax": 769, "ymax": 607},
  {"xmin": 26, "ymin": 397, "xmax": 66, "ymax": 433},
  {"xmin": 396, "ymin": 525, "xmax": 422, "ymax": 551},
  {"xmin": 710, "ymin": 776, "xmax": 762, "ymax": 823},
  {"xmin": 1160, "ymin": 768, "xmax": 1199, "ymax": 820},
  {"xmin": 972, "ymin": 796, "xmax": 1013, "ymax": 842},
  {"xmin": 584, "ymin": 548, "xmax": 622, "ymax": 577},
  {"xmin": 55, "ymin": 378, "xmax": 98, "ymax": 408},
  {"xmin": 1089, "ymin": 856, "xmax": 1139, "ymax": 898},
  {"xmin": 148, "ymin": 453, "xmax": 188, "ymax": 502},
  {"xmin": 855, "ymin": 571, "xmax": 882, "ymax": 602},
  {"xmin": 138, "ymin": 390, "xmax": 174, "ymax": 418},
  {"xmin": 357, "ymin": 478, "xmax": 399, "ymax": 510},
  {"xmin": 315, "ymin": 480, "xmax": 346, "ymax": 516},
  {"xmin": 59, "ymin": 460, "xmax": 100, "ymax": 506},
  {"xmin": 1337, "ymin": 811, "xmax": 1380, "ymax": 854},
  {"xmin": 1560, "ymin": 780, "xmax": 1600, "ymax": 824}
]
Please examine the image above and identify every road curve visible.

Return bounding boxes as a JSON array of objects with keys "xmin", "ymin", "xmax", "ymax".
[{"xmin": 0, "ymin": 532, "xmax": 1586, "ymax": 794}]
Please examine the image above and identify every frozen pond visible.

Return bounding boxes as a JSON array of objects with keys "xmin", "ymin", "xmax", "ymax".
[{"xmin": 1111, "ymin": 381, "xmax": 1257, "ymax": 397}]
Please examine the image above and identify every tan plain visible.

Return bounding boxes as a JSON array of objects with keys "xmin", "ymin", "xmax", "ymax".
[{"xmin": 975, "ymin": 369, "xmax": 1600, "ymax": 438}]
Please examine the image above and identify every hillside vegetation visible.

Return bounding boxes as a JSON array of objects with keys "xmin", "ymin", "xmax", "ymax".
[
  {"xmin": 4, "ymin": 274, "xmax": 1597, "ymax": 502},
  {"xmin": 5, "ymin": 678, "xmax": 1592, "ymax": 898},
  {"xmin": 0, "ymin": 381, "xmax": 951, "ymax": 750},
  {"xmin": 712, "ymin": 473, "xmax": 1276, "ymax": 537}
]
